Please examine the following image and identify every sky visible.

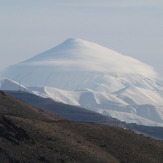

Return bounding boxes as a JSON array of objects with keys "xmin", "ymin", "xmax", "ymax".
[{"xmin": 0, "ymin": 0, "xmax": 163, "ymax": 77}]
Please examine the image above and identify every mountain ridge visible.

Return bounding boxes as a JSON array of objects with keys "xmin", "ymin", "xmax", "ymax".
[
  {"xmin": 1, "ymin": 91, "xmax": 163, "ymax": 163},
  {"xmin": 5, "ymin": 90, "xmax": 163, "ymax": 140}
]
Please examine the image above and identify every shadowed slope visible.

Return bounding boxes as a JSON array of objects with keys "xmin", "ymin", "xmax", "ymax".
[
  {"xmin": 6, "ymin": 90, "xmax": 163, "ymax": 140},
  {"xmin": 0, "ymin": 91, "xmax": 163, "ymax": 163}
]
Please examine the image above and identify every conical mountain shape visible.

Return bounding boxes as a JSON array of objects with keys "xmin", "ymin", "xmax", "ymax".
[
  {"xmin": 18, "ymin": 38, "xmax": 156, "ymax": 75},
  {"xmin": 1, "ymin": 38, "xmax": 163, "ymax": 126},
  {"xmin": 0, "ymin": 38, "xmax": 158, "ymax": 92}
]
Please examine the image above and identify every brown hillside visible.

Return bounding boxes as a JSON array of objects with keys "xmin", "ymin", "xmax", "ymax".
[{"xmin": 0, "ymin": 91, "xmax": 163, "ymax": 163}]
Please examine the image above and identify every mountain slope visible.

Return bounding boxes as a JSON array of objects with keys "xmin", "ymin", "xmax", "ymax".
[
  {"xmin": 0, "ymin": 91, "xmax": 163, "ymax": 163},
  {"xmin": 1, "ymin": 38, "xmax": 158, "ymax": 91},
  {"xmin": 1, "ymin": 38, "xmax": 163, "ymax": 126},
  {"xmin": 5, "ymin": 90, "xmax": 163, "ymax": 140},
  {"xmin": 0, "ymin": 79, "xmax": 28, "ymax": 91},
  {"xmin": 0, "ymin": 79, "xmax": 48, "ymax": 98},
  {"xmin": 1, "ymin": 79, "xmax": 162, "ymax": 126},
  {"xmin": 28, "ymin": 86, "xmax": 163, "ymax": 127}
]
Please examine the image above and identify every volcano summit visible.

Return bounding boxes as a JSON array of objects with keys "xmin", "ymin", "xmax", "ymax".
[{"xmin": 1, "ymin": 38, "xmax": 158, "ymax": 92}]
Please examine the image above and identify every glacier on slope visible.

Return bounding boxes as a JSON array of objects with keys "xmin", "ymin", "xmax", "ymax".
[{"xmin": 1, "ymin": 38, "xmax": 163, "ymax": 126}]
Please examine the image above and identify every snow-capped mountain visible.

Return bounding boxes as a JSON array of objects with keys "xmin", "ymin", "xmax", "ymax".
[
  {"xmin": 1, "ymin": 38, "xmax": 158, "ymax": 92},
  {"xmin": 1, "ymin": 38, "xmax": 163, "ymax": 126}
]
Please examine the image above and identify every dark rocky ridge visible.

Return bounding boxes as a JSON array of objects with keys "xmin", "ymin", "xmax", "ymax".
[
  {"xmin": 5, "ymin": 90, "xmax": 163, "ymax": 140},
  {"xmin": 0, "ymin": 91, "xmax": 163, "ymax": 163}
]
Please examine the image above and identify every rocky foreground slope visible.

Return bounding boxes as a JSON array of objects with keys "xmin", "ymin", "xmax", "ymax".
[
  {"xmin": 0, "ymin": 91, "xmax": 163, "ymax": 163},
  {"xmin": 5, "ymin": 90, "xmax": 163, "ymax": 140}
]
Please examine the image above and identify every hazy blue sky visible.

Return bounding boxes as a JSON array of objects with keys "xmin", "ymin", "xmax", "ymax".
[{"xmin": 0, "ymin": 0, "xmax": 163, "ymax": 77}]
